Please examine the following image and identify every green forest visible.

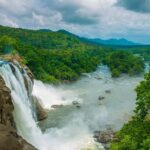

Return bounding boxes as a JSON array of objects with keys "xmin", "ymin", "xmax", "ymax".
[{"xmin": 0, "ymin": 25, "xmax": 145, "ymax": 84}]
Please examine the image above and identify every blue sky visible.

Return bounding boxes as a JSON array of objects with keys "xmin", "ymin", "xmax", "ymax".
[{"xmin": 0, "ymin": 0, "xmax": 150, "ymax": 44}]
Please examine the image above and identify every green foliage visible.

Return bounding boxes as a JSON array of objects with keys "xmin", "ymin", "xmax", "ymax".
[
  {"xmin": 110, "ymin": 120, "xmax": 150, "ymax": 150},
  {"xmin": 112, "ymin": 69, "xmax": 121, "ymax": 77},
  {"xmin": 103, "ymin": 51, "xmax": 144, "ymax": 77},
  {"xmin": 135, "ymin": 72, "xmax": 150, "ymax": 119},
  {"xmin": 0, "ymin": 25, "xmax": 145, "ymax": 83},
  {"xmin": 0, "ymin": 35, "xmax": 18, "ymax": 54},
  {"xmin": 0, "ymin": 25, "xmax": 107, "ymax": 83},
  {"xmin": 110, "ymin": 71, "xmax": 150, "ymax": 150}
]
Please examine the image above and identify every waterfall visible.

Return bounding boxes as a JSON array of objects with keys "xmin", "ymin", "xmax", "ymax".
[
  {"xmin": 0, "ymin": 61, "xmax": 143, "ymax": 150},
  {"xmin": 0, "ymin": 62, "xmax": 103, "ymax": 150},
  {"xmin": 0, "ymin": 62, "xmax": 46, "ymax": 149}
]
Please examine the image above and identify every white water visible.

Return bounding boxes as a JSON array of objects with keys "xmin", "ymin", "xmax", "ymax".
[
  {"xmin": 0, "ymin": 63, "xmax": 46, "ymax": 149},
  {"xmin": 35, "ymin": 66, "xmax": 143, "ymax": 131},
  {"xmin": 0, "ymin": 63, "xmax": 144, "ymax": 150},
  {"xmin": 0, "ymin": 62, "xmax": 103, "ymax": 150}
]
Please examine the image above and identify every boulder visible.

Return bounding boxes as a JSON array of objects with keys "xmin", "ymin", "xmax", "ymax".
[
  {"xmin": 72, "ymin": 101, "xmax": 80, "ymax": 105},
  {"xmin": 32, "ymin": 96, "xmax": 48, "ymax": 121},
  {"xmin": 95, "ymin": 77, "xmax": 102, "ymax": 80},
  {"xmin": 72, "ymin": 101, "xmax": 81, "ymax": 108},
  {"xmin": 76, "ymin": 105, "xmax": 81, "ymax": 108},
  {"xmin": 94, "ymin": 129, "xmax": 114, "ymax": 150},
  {"xmin": 105, "ymin": 90, "xmax": 111, "ymax": 94},
  {"xmin": 98, "ymin": 96, "xmax": 105, "ymax": 100}
]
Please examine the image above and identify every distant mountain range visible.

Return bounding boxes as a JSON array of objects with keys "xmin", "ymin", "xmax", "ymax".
[
  {"xmin": 36, "ymin": 28, "xmax": 141, "ymax": 46},
  {"xmin": 57, "ymin": 29, "xmax": 141, "ymax": 46},
  {"xmin": 82, "ymin": 38, "xmax": 140, "ymax": 46}
]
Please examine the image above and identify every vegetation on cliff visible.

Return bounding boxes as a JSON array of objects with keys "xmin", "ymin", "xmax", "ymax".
[{"xmin": 110, "ymin": 72, "xmax": 150, "ymax": 150}]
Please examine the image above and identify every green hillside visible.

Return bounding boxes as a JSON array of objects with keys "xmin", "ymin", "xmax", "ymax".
[{"xmin": 0, "ymin": 25, "xmax": 144, "ymax": 84}]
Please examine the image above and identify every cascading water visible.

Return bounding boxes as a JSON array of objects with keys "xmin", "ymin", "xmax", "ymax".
[
  {"xmin": 0, "ymin": 61, "xmax": 104, "ymax": 150},
  {"xmin": 0, "ymin": 62, "xmax": 46, "ymax": 149}
]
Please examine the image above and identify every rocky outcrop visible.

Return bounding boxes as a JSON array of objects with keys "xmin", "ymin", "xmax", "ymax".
[
  {"xmin": 0, "ymin": 124, "xmax": 37, "ymax": 150},
  {"xmin": 98, "ymin": 96, "xmax": 105, "ymax": 101},
  {"xmin": 72, "ymin": 101, "xmax": 81, "ymax": 108},
  {"xmin": 94, "ymin": 129, "xmax": 115, "ymax": 150},
  {"xmin": 0, "ymin": 70, "xmax": 37, "ymax": 149},
  {"xmin": 0, "ymin": 76, "xmax": 14, "ymax": 127},
  {"xmin": 32, "ymin": 96, "xmax": 48, "ymax": 121},
  {"xmin": 105, "ymin": 90, "xmax": 111, "ymax": 94}
]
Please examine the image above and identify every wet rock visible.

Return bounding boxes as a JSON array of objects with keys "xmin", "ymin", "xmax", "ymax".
[
  {"xmin": 72, "ymin": 101, "xmax": 81, "ymax": 108},
  {"xmin": 32, "ymin": 96, "xmax": 48, "ymax": 121},
  {"xmin": 105, "ymin": 90, "xmax": 111, "ymax": 94},
  {"xmin": 9, "ymin": 63, "xmax": 16, "ymax": 74},
  {"xmin": 0, "ymin": 76, "xmax": 14, "ymax": 127},
  {"xmin": 104, "ymin": 143, "xmax": 111, "ymax": 150},
  {"xmin": 72, "ymin": 101, "xmax": 80, "ymax": 105},
  {"xmin": 98, "ymin": 96, "xmax": 105, "ymax": 100},
  {"xmin": 95, "ymin": 76, "xmax": 102, "ymax": 80},
  {"xmin": 23, "ymin": 75, "xmax": 29, "ymax": 93},
  {"xmin": 94, "ymin": 129, "xmax": 115, "ymax": 150},
  {"xmin": 51, "ymin": 104, "xmax": 64, "ymax": 109},
  {"xmin": 76, "ymin": 105, "xmax": 81, "ymax": 108}
]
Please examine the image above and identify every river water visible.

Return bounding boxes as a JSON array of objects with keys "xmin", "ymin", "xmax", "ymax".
[
  {"xmin": 0, "ymin": 62, "xmax": 145, "ymax": 150},
  {"xmin": 33, "ymin": 65, "xmax": 143, "ymax": 150}
]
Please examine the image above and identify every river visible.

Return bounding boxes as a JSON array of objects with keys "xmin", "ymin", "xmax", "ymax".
[
  {"xmin": 32, "ymin": 65, "xmax": 143, "ymax": 150},
  {"xmin": 0, "ymin": 63, "xmax": 146, "ymax": 150}
]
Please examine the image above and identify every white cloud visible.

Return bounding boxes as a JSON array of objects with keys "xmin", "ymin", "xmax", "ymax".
[{"xmin": 0, "ymin": 0, "xmax": 150, "ymax": 43}]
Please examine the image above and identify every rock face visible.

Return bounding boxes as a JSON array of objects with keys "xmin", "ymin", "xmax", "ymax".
[
  {"xmin": 0, "ymin": 124, "xmax": 36, "ymax": 150},
  {"xmin": 0, "ymin": 76, "xmax": 14, "ymax": 127},
  {"xmin": 0, "ymin": 75, "xmax": 37, "ymax": 150},
  {"xmin": 32, "ymin": 96, "xmax": 48, "ymax": 121},
  {"xmin": 94, "ymin": 129, "xmax": 114, "ymax": 150}
]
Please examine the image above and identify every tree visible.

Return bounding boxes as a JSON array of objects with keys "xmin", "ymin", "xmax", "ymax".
[
  {"xmin": 135, "ymin": 72, "xmax": 150, "ymax": 119},
  {"xmin": 0, "ymin": 36, "xmax": 18, "ymax": 54}
]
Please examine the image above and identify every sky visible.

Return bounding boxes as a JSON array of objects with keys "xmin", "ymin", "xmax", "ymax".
[{"xmin": 0, "ymin": 0, "xmax": 150, "ymax": 44}]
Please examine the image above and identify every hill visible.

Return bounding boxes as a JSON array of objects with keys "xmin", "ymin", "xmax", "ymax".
[
  {"xmin": 0, "ymin": 25, "xmax": 144, "ymax": 83},
  {"xmin": 81, "ymin": 37, "xmax": 140, "ymax": 46}
]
